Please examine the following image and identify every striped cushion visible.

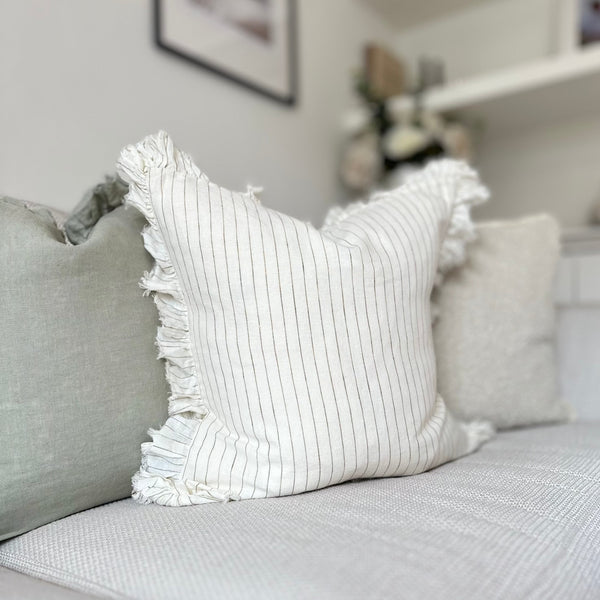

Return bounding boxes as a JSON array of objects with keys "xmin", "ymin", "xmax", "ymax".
[{"xmin": 117, "ymin": 131, "xmax": 492, "ymax": 506}]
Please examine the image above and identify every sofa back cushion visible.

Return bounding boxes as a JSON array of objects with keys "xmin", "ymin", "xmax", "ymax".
[{"xmin": 0, "ymin": 197, "xmax": 168, "ymax": 541}]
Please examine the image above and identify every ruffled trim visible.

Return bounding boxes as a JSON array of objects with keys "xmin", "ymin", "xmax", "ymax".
[
  {"xmin": 322, "ymin": 159, "xmax": 489, "ymax": 288},
  {"xmin": 132, "ymin": 469, "xmax": 231, "ymax": 506},
  {"xmin": 322, "ymin": 201, "xmax": 367, "ymax": 229},
  {"xmin": 322, "ymin": 159, "xmax": 489, "ymax": 322},
  {"xmin": 117, "ymin": 131, "xmax": 229, "ymax": 506},
  {"xmin": 371, "ymin": 159, "xmax": 489, "ymax": 285},
  {"xmin": 461, "ymin": 420, "xmax": 495, "ymax": 453},
  {"xmin": 132, "ymin": 418, "xmax": 230, "ymax": 506},
  {"xmin": 413, "ymin": 161, "xmax": 489, "ymax": 320},
  {"xmin": 416, "ymin": 160, "xmax": 490, "ymax": 284}
]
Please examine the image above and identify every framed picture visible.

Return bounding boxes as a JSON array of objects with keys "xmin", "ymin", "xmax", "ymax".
[
  {"xmin": 154, "ymin": 0, "xmax": 297, "ymax": 106},
  {"xmin": 580, "ymin": 0, "xmax": 600, "ymax": 45}
]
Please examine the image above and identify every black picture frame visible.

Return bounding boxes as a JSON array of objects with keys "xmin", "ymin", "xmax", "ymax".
[
  {"xmin": 579, "ymin": 0, "xmax": 600, "ymax": 46},
  {"xmin": 154, "ymin": 0, "xmax": 297, "ymax": 106}
]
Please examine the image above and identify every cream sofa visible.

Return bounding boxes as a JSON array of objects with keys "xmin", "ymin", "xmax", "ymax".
[{"xmin": 1, "ymin": 232, "xmax": 598, "ymax": 600}]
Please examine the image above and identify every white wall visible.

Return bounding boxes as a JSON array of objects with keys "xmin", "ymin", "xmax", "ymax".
[
  {"xmin": 474, "ymin": 112, "xmax": 600, "ymax": 227},
  {"xmin": 0, "ymin": 0, "xmax": 393, "ymax": 224},
  {"xmin": 392, "ymin": 0, "xmax": 600, "ymax": 227},
  {"xmin": 393, "ymin": 0, "xmax": 562, "ymax": 85}
]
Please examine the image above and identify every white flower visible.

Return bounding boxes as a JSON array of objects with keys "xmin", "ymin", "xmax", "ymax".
[
  {"xmin": 382, "ymin": 124, "xmax": 430, "ymax": 160},
  {"xmin": 340, "ymin": 133, "xmax": 380, "ymax": 192}
]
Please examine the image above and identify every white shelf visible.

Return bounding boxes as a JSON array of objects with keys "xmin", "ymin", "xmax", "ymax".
[
  {"xmin": 562, "ymin": 226, "xmax": 600, "ymax": 254},
  {"xmin": 387, "ymin": 46, "xmax": 600, "ymax": 134},
  {"xmin": 362, "ymin": 0, "xmax": 480, "ymax": 31}
]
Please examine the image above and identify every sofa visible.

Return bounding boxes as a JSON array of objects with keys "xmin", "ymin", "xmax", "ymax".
[
  {"xmin": 1, "ymin": 419, "xmax": 599, "ymax": 600},
  {"xmin": 0, "ymin": 422, "xmax": 600, "ymax": 600},
  {"xmin": 1, "ymin": 146, "xmax": 599, "ymax": 599}
]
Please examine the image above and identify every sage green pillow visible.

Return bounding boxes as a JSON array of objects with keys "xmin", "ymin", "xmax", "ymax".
[{"xmin": 0, "ymin": 197, "xmax": 168, "ymax": 541}]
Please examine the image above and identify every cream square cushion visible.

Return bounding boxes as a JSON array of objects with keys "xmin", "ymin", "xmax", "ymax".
[
  {"xmin": 117, "ymin": 132, "xmax": 492, "ymax": 505},
  {"xmin": 433, "ymin": 215, "xmax": 573, "ymax": 429}
]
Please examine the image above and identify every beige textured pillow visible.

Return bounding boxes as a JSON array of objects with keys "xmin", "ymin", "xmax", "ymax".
[{"xmin": 433, "ymin": 214, "xmax": 573, "ymax": 429}]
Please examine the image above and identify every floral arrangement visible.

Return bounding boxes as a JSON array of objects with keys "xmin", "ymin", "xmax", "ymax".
[{"xmin": 340, "ymin": 72, "xmax": 473, "ymax": 194}]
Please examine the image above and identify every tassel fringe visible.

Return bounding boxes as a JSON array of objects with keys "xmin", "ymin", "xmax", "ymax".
[{"xmin": 117, "ymin": 131, "xmax": 230, "ymax": 506}]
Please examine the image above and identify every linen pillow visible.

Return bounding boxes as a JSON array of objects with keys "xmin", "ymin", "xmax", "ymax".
[
  {"xmin": 0, "ymin": 197, "xmax": 168, "ymax": 541},
  {"xmin": 64, "ymin": 175, "xmax": 128, "ymax": 244},
  {"xmin": 117, "ymin": 131, "xmax": 493, "ymax": 506},
  {"xmin": 433, "ymin": 214, "xmax": 573, "ymax": 429}
]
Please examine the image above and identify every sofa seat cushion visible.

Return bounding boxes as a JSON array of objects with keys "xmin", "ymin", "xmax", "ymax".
[{"xmin": 1, "ymin": 423, "xmax": 598, "ymax": 600}]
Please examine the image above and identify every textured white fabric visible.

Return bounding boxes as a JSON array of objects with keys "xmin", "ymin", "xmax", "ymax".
[
  {"xmin": 433, "ymin": 215, "xmax": 573, "ymax": 429},
  {"xmin": 116, "ymin": 132, "xmax": 492, "ymax": 506},
  {"xmin": 1, "ymin": 423, "xmax": 598, "ymax": 600}
]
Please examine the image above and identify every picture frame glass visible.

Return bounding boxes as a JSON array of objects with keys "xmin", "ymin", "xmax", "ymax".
[
  {"xmin": 157, "ymin": 0, "xmax": 295, "ymax": 104},
  {"xmin": 580, "ymin": 0, "xmax": 600, "ymax": 45}
]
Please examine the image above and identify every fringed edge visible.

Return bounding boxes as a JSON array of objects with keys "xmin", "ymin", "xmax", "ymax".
[
  {"xmin": 462, "ymin": 420, "xmax": 496, "ymax": 454},
  {"xmin": 132, "ymin": 470, "xmax": 231, "ymax": 507},
  {"xmin": 117, "ymin": 131, "xmax": 230, "ymax": 506},
  {"xmin": 401, "ymin": 161, "xmax": 495, "ymax": 447},
  {"xmin": 420, "ymin": 159, "xmax": 490, "ymax": 285},
  {"xmin": 321, "ymin": 160, "xmax": 489, "ymax": 320},
  {"xmin": 404, "ymin": 160, "xmax": 489, "ymax": 320},
  {"xmin": 322, "ymin": 160, "xmax": 489, "ymax": 268},
  {"xmin": 131, "ymin": 419, "xmax": 231, "ymax": 506},
  {"xmin": 322, "ymin": 201, "xmax": 368, "ymax": 229}
]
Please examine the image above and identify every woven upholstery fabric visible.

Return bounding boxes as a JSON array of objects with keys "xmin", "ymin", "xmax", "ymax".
[
  {"xmin": 116, "ymin": 131, "xmax": 492, "ymax": 506},
  {"xmin": 1, "ymin": 423, "xmax": 598, "ymax": 600},
  {"xmin": 433, "ymin": 215, "xmax": 572, "ymax": 429},
  {"xmin": 0, "ymin": 198, "xmax": 168, "ymax": 541}
]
